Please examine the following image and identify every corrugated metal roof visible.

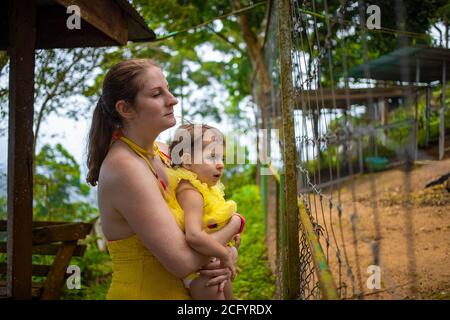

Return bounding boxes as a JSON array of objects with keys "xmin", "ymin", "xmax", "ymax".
[{"xmin": 348, "ymin": 46, "xmax": 450, "ymax": 83}]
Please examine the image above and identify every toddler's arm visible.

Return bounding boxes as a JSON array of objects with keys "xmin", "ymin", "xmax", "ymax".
[{"xmin": 177, "ymin": 180, "xmax": 235, "ymax": 276}]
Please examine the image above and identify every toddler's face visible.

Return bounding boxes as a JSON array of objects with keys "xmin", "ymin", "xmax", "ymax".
[{"xmin": 188, "ymin": 143, "xmax": 225, "ymax": 187}]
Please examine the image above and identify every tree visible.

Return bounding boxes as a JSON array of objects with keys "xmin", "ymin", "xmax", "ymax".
[
  {"xmin": 34, "ymin": 143, "xmax": 97, "ymax": 222},
  {"xmin": 0, "ymin": 48, "xmax": 105, "ymax": 159},
  {"xmin": 302, "ymin": 0, "xmax": 449, "ymax": 86},
  {"xmin": 84, "ymin": 0, "xmax": 269, "ymax": 131}
]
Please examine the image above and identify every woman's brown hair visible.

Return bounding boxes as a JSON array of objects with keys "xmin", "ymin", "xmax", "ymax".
[{"xmin": 86, "ymin": 59, "xmax": 160, "ymax": 186}]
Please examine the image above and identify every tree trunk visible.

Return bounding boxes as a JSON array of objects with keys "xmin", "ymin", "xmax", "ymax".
[
  {"xmin": 232, "ymin": 0, "xmax": 274, "ymax": 190},
  {"xmin": 232, "ymin": 0, "xmax": 272, "ymax": 131}
]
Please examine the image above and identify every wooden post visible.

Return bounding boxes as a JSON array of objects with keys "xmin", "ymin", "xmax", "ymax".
[
  {"xmin": 379, "ymin": 98, "xmax": 388, "ymax": 144},
  {"xmin": 414, "ymin": 59, "xmax": 420, "ymax": 160},
  {"xmin": 439, "ymin": 60, "xmax": 446, "ymax": 160},
  {"xmin": 277, "ymin": 0, "xmax": 301, "ymax": 300},
  {"xmin": 7, "ymin": 0, "xmax": 36, "ymax": 299},
  {"xmin": 425, "ymin": 85, "xmax": 431, "ymax": 147},
  {"xmin": 358, "ymin": 135, "xmax": 363, "ymax": 173}
]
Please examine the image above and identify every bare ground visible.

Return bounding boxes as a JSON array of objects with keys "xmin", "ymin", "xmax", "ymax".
[{"xmin": 267, "ymin": 157, "xmax": 450, "ymax": 300}]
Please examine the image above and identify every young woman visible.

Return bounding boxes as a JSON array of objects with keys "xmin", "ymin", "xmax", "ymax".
[{"xmin": 86, "ymin": 59, "xmax": 241, "ymax": 299}]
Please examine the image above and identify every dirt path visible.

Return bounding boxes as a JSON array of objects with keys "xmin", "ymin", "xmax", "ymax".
[{"xmin": 267, "ymin": 158, "xmax": 450, "ymax": 299}]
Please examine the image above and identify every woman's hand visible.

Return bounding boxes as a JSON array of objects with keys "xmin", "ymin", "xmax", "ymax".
[
  {"xmin": 198, "ymin": 245, "xmax": 240, "ymax": 292},
  {"xmin": 228, "ymin": 245, "xmax": 238, "ymax": 265},
  {"xmin": 221, "ymin": 250, "xmax": 237, "ymax": 280},
  {"xmin": 199, "ymin": 258, "xmax": 232, "ymax": 290}
]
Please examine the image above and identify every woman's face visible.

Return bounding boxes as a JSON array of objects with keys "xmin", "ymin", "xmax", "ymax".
[{"xmin": 132, "ymin": 66, "xmax": 178, "ymax": 134}]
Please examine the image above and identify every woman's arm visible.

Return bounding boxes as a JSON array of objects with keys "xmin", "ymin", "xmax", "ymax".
[{"xmin": 103, "ymin": 158, "xmax": 239, "ymax": 279}]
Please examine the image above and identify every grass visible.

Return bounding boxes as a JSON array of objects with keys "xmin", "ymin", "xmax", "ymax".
[{"xmin": 231, "ymin": 184, "xmax": 276, "ymax": 300}]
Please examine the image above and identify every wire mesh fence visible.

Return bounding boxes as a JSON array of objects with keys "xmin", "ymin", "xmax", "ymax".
[{"xmin": 256, "ymin": 0, "xmax": 450, "ymax": 300}]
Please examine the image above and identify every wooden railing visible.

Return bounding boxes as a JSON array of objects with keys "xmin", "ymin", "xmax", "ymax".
[{"xmin": 0, "ymin": 220, "xmax": 92, "ymax": 299}]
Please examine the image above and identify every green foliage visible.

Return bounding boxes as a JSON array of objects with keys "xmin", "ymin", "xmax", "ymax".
[
  {"xmin": 230, "ymin": 184, "xmax": 275, "ymax": 300},
  {"xmin": 0, "ymin": 48, "xmax": 105, "ymax": 139},
  {"xmin": 415, "ymin": 86, "xmax": 450, "ymax": 146},
  {"xmin": 0, "ymin": 196, "xmax": 5, "ymax": 221},
  {"xmin": 301, "ymin": 0, "xmax": 447, "ymax": 87},
  {"xmin": 61, "ymin": 234, "xmax": 112, "ymax": 300},
  {"xmin": 34, "ymin": 143, "xmax": 98, "ymax": 222},
  {"xmin": 83, "ymin": 0, "xmax": 267, "ymax": 128},
  {"xmin": 222, "ymin": 163, "xmax": 257, "ymax": 198},
  {"xmin": 307, "ymin": 84, "xmax": 450, "ymax": 175}
]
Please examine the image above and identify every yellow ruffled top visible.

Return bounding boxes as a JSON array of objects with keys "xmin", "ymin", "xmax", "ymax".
[{"xmin": 165, "ymin": 167, "xmax": 237, "ymax": 233}]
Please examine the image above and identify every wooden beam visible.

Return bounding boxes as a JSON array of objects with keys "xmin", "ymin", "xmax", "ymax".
[
  {"xmin": 0, "ymin": 242, "xmax": 87, "ymax": 257},
  {"xmin": 0, "ymin": 220, "xmax": 77, "ymax": 232},
  {"xmin": 54, "ymin": 0, "xmax": 128, "ymax": 45},
  {"xmin": 295, "ymin": 86, "xmax": 415, "ymax": 109},
  {"xmin": 7, "ymin": 0, "xmax": 36, "ymax": 300},
  {"xmin": 0, "ymin": 263, "xmax": 51, "ymax": 277},
  {"xmin": 32, "ymin": 223, "xmax": 92, "ymax": 245},
  {"xmin": 40, "ymin": 241, "xmax": 78, "ymax": 300}
]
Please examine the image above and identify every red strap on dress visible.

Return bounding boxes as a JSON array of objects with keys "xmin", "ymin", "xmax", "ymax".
[{"xmin": 111, "ymin": 129, "xmax": 124, "ymax": 141}]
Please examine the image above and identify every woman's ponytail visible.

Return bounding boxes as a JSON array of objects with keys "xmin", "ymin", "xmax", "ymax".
[{"xmin": 86, "ymin": 98, "xmax": 114, "ymax": 186}]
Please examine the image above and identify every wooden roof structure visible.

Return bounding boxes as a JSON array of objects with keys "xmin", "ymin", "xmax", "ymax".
[
  {"xmin": 2, "ymin": 0, "xmax": 156, "ymax": 299},
  {"xmin": 348, "ymin": 46, "xmax": 448, "ymax": 160},
  {"xmin": 1, "ymin": 0, "xmax": 155, "ymax": 49}
]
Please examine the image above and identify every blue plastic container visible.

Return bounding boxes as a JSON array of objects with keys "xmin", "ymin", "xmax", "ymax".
[{"xmin": 364, "ymin": 156, "xmax": 389, "ymax": 171}]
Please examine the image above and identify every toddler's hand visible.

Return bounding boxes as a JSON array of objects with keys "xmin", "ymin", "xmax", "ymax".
[{"xmin": 232, "ymin": 233, "xmax": 241, "ymax": 249}]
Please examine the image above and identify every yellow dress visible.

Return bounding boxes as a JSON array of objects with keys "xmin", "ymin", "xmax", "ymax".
[
  {"xmin": 165, "ymin": 167, "xmax": 237, "ymax": 233},
  {"xmin": 106, "ymin": 234, "xmax": 191, "ymax": 300}
]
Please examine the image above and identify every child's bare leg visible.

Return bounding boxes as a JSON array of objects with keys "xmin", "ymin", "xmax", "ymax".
[
  {"xmin": 188, "ymin": 275, "xmax": 226, "ymax": 300},
  {"xmin": 223, "ymin": 280, "xmax": 233, "ymax": 300}
]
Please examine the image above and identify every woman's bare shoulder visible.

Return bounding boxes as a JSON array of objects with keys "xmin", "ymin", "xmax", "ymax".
[{"xmin": 99, "ymin": 144, "xmax": 148, "ymax": 185}]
